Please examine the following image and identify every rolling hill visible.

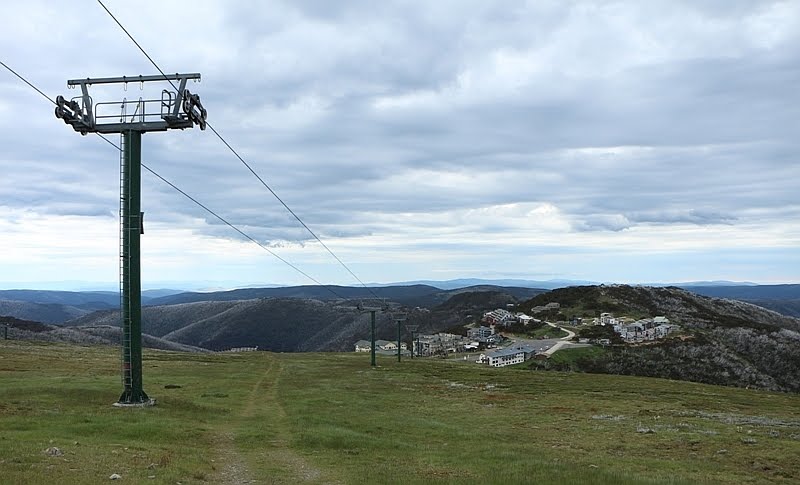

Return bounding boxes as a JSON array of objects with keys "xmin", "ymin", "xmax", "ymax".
[
  {"xmin": 521, "ymin": 285, "xmax": 800, "ymax": 392},
  {"xmin": 0, "ymin": 316, "xmax": 206, "ymax": 352},
  {"xmin": 0, "ymin": 299, "xmax": 93, "ymax": 324},
  {"xmin": 64, "ymin": 298, "xmax": 394, "ymax": 352},
  {"xmin": 63, "ymin": 286, "xmax": 536, "ymax": 352},
  {"xmin": 145, "ymin": 283, "xmax": 545, "ymax": 308},
  {"xmin": 0, "ymin": 289, "xmax": 182, "ymax": 323}
]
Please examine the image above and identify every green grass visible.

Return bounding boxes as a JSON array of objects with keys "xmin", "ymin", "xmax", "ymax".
[
  {"xmin": 506, "ymin": 325, "xmax": 569, "ymax": 339},
  {"xmin": 1, "ymin": 340, "xmax": 799, "ymax": 484},
  {"xmin": 548, "ymin": 345, "xmax": 610, "ymax": 368}
]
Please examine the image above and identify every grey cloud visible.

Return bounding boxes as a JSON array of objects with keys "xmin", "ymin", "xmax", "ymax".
[
  {"xmin": 627, "ymin": 210, "xmax": 737, "ymax": 225},
  {"xmin": 574, "ymin": 214, "xmax": 632, "ymax": 232},
  {"xmin": 574, "ymin": 209, "xmax": 738, "ymax": 233},
  {"xmin": 3, "ymin": 1, "xmax": 799, "ymax": 251}
]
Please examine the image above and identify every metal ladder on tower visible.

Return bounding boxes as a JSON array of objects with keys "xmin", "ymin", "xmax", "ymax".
[{"xmin": 119, "ymin": 131, "xmax": 132, "ymax": 392}]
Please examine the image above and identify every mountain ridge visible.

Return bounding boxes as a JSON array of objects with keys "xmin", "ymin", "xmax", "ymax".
[{"xmin": 521, "ymin": 285, "xmax": 800, "ymax": 392}]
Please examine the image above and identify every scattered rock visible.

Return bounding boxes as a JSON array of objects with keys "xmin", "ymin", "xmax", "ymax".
[
  {"xmin": 768, "ymin": 430, "xmax": 780, "ymax": 438},
  {"xmin": 147, "ymin": 476, "xmax": 156, "ymax": 479},
  {"xmin": 741, "ymin": 437, "xmax": 758, "ymax": 444},
  {"xmin": 592, "ymin": 414, "xmax": 625, "ymax": 421},
  {"xmin": 109, "ymin": 473, "xmax": 122, "ymax": 480},
  {"xmin": 717, "ymin": 449, "xmax": 728, "ymax": 454},
  {"xmin": 636, "ymin": 426, "xmax": 655, "ymax": 434},
  {"xmin": 44, "ymin": 447, "xmax": 63, "ymax": 457},
  {"xmin": 147, "ymin": 463, "xmax": 158, "ymax": 469}
]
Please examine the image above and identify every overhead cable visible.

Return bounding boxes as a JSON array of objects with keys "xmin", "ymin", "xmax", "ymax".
[
  {"xmin": 0, "ymin": 60, "xmax": 347, "ymax": 300},
  {"xmin": 95, "ymin": 0, "xmax": 382, "ymax": 300}
]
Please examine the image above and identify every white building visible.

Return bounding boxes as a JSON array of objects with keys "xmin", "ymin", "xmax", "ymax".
[
  {"xmin": 467, "ymin": 326, "xmax": 495, "ymax": 339},
  {"xmin": 354, "ymin": 340, "xmax": 408, "ymax": 353},
  {"xmin": 613, "ymin": 317, "xmax": 677, "ymax": 343},
  {"xmin": 516, "ymin": 313, "xmax": 534, "ymax": 325},
  {"xmin": 483, "ymin": 309, "xmax": 513, "ymax": 325},
  {"xmin": 478, "ymin": 344, "xmax": 538, "ymax": 367},
  {"xmin": 415, "ymin": 333, "xmax": 468, "ymax": 356}
]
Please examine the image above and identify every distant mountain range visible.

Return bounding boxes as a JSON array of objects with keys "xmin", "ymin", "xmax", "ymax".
[
  {"xmin": 685, "ymin": 285, "xmax": 800, "ymax": 317},
  {"xmin": 0, "ymin": 289, "xmax": 183, "ymax": 306},
  {"xmin": 381, "ymin": 278, "xmax": 763, "ymax": 290},
  {"xmin": 0, "ymin": 285, "xmax": 545, "ymax": 324},
  {"xmin": 0, "ymin": 289, "xmax": 184, "ymax": 324},
  {"xmin": 1, "ymin": 283, "xmax": 799, "ymax": 325},
  {"xmin": 378, "ymin": 278, "xmax": 595, "ymax": 290}
]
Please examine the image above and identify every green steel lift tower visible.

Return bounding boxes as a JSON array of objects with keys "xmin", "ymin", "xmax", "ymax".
[{"xmin": 55, "ymin": 73, "xmax": 207, "ymax": 406}]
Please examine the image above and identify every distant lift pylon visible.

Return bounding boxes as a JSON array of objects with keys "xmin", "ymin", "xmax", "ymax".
[{"xmin": 55, "ymin": 73, "xmax": 207, "ymax": 406}]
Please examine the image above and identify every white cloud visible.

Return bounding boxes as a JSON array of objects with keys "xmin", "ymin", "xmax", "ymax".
[{"xmin": 1, "ymin": 1, "xmax": 798, "ymax": 288}]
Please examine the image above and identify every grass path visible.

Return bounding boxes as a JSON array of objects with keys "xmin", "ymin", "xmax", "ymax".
[
  {"xmin": 220, "ymin": 355, "xmax": 330, "ymax": 484},
  {"xmin": 212, "ymin": 431, "xmax": 252, "ymax": 484}
]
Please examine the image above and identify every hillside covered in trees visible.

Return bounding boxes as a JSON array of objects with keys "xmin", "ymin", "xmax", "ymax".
[{"xmin": 521, "ymin": 285, "xmax": 800, "ymax": 393}]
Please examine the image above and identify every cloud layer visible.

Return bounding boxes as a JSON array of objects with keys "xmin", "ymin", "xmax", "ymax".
[{"xmin": 1, "ymin": 1, "xmax": 798, "ymax": 288}]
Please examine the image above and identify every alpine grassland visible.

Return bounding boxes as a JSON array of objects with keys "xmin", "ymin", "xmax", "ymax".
[{"xmin": 1, "ymin": 340, "xmax": 799, "ymax": 484}]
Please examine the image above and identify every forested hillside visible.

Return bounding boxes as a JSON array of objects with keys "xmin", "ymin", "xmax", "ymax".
[{"xmin": 522, "ymin": 285, "xmax": 800, "ymax": 392}]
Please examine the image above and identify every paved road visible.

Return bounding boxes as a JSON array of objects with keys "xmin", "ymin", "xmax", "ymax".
[
  {"xmin": 542, "ymin": 340, "xmax": 592, "ymax": 356},
  {"xmin": 503, "ymin": 336, "xmax": 562, "ymax": 352},
  {"xmin": 453, "ymin": 322, "xmax": 583, "ymax": 363},
  {"xmin": 507, "ymin": 324, "xmax": 589, "ymax": 357},
  {"xmin": 546, "ymin": 321, "xmax": 576, "ymax": 340}
]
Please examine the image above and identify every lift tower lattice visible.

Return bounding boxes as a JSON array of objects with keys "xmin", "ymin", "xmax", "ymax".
[{"xmin": 55, "ymin": 73, "xmax": 207, "ymax": 406}]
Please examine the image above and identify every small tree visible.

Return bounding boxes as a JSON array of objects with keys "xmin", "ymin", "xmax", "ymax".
[{"xmin": 578, "ymin": 325, "xmax": 622, "ymax": 344}]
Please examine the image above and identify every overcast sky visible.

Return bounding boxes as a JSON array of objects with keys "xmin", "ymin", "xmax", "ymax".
[{"xmin": 1, "ymin": 0, "xmax": 799, "ymax": 290}]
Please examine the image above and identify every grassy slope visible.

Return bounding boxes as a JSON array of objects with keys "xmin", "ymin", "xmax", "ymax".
[{"xmin": 1, "ymin": 341, "xmax": 799, "ymax": 484}]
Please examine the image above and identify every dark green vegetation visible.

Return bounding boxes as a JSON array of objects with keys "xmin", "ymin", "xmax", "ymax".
[
  {"xmin": 1, "ymin": 316, "xmax": 206, "ymax": 353},
  {"xmin": 522, "ymin": 285, "xmax": 799, "ymax": 331},
  {"xmin": 521, "ymin": 285, "xmax": 800, "ymax": 393},
  {"xmin": 2, "ymin": 340, "xmax": 800, "ymax": 484},
  {"xmin": 62, "ymin": 289, "xmax": 534, "ymax": 352},
  {"xmin": 504, "ymin": 318, "xmax": 570, "ymax": 339},
  {"xmin": 577, "ymin": 324, "xmax": 622, "ymax": 343},
  {"xmin": 529, "ymin": 346, "xmax": 611, "ymax": 371}
]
